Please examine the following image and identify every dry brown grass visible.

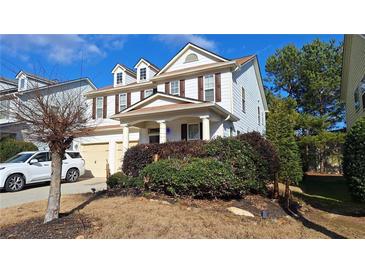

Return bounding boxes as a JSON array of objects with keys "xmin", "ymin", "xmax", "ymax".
[{"xmin": 0, "ymin": 193, "xmax": 336, "ymax": 239}]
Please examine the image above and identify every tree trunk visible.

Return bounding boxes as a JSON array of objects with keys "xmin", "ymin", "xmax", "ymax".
[
  {"xmin": 44, "ymin": 151, "xmax": 63, "ymax": 223},
  {"xmin": 273, "ymin": 173, "xmax": 279, "ymax": 199},
  {"xmin": 284, "ymin": 180, "xmax": 291, "ymax": 209}
]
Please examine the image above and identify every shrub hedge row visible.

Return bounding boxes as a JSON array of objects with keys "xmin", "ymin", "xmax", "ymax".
[{"xmin": 0, "ymin": 137, "xmax": 38, "ymax": 162}]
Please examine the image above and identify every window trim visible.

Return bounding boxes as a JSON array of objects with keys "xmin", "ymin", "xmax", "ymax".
[
  {"xmin": 144, "ymin": 89, "xmax": 154, "ymax": 98},
  {"xmin": 116, "ymin": 72, "xmax": 123, "ymax": 85},
  {"xmin": 170, "ymin": 80, "xmax": 179, "ymax": 95},
  {"xmin": 258, "ymin": 106, "xmax": 261, "ymax": 126},
  {"xmin": 119, "ymin": 93, "xmax": 127, "ymax": 111},
  {"xmin": 203, "ymin": 74, "xmax": 215, "ymax": 102},
  {"xmin": 241, "ymin": 87, "xmax": 246, "ymax": 113},
  {"xmin": 187, "ymin": 123, "xmax": 200, "ymax": 140},
  {"xmin": 96, "ymin": 97, "xmax": 103, "ymax": 119}
]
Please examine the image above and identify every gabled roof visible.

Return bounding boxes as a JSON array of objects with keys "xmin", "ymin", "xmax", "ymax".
[
  {"xmin": 0, "ymin": 76, "xmax": 17, "ymax": 86},
  {"xmin": 134, "ymin": 58, "xmax": 160, "ymax": 72},
  {"xmin": 156, "ymin": 42, "xmax": 229, "ymax": 76},
  {"xmin": 15, "ymin": 70, "xmax": 58, "ymax": 85},
  {"xmin": 111, "ymin": 64, "xmax": 136, "ymax": 76}
]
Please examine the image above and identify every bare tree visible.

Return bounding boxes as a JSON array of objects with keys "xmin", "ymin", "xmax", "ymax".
[{"xmin": 10, "ymin": 85, "xmax": 93, "ymax": 223}]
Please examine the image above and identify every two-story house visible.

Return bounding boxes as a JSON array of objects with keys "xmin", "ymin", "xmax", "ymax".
[
  {"xmin": 75, "ymin": 43, "xmax": 268, "ymax": 177},
  {"xmin": 341, "ymin": 34, "xmax": 365, "ymax": 130},
  {"xmin": 0, "ymin": 71, "xmax": 96, "ymax": 146}
]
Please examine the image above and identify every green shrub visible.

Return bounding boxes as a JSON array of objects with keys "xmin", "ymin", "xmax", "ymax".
[
  {"xmin": 141, "ymin": 158, "xmax": 247, "ymax": 198},
  {"xmin": 0, "ymin": 137, "xmax": 38, "ymax": 162},
  {"xmin": 106, "ymin": 172, "xmax": 143, "ymax": 189},
  {"xmin": 236, "ymin": 132, "xmax": 280, "ymax": 181},
  {"xmin": 204, "ymin": 137, "xmax": 259, "ymax": 183},
  {"xmin": 122, "ymin": 140, "xmax": 206, "ymax": 177},
  {"xmin": 343, "ymin": 117, "xmax": 365, "ymax": 202}
]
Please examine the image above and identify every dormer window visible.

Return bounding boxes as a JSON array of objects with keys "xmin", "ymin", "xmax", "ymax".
[
  {"xmin": 185, "ymin": 53, "xmax": 198, "ymax": 63},
  {"xmin": 140, "ymin": 68, "xmax": 147, "ymax": 81},
  {"xmin": 20, "ymin": 78, "xmax": 26, "ymax": 90},
  {"xmin": 116, "ymin": 72, "xmax": 123, "ymax": 85}
]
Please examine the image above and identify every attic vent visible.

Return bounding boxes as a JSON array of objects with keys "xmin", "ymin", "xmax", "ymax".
[{"xmin": 184, "ymin": 53, "xmax": 198, "ymax": 63}]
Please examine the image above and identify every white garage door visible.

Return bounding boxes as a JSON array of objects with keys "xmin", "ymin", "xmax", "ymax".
[{"xmin": 80, "ymin": 143, "xmax": 109, "ymax": 178}]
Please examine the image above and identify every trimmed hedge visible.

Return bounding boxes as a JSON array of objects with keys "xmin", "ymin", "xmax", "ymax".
[
  {"xmin": 236, "ymin": 132, "xmax": 280, "ymax": 181},
  {"xmin": 122, "ymin": 140, "xmax": 206, "ymax": 177},
  {"xmin": 0, "ymin": 137, "xmax": 38, "ymax": 162},
  {"xmin": 141, "ymin": 158, "xmax": 247, "ymax": 198},
  {"xmin": 343, "ymin": 117, "xmax": 365, "ymax": 202}
]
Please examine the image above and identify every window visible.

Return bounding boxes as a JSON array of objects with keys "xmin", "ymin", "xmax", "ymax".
[
  {"xmin": 170, "ymin": 80, "xmax": 179, "ymax": 95},
  {"xmin": 32, "ymin": 152, "xmax": 50, "ymax": 162},
  {"xmin": 148, "ymin": 128, "xmax": 160, "ymax": 144},
  {"xmin": 116, "ymin": 72, "xmax": 123, "ymax": 85},
  {"xmin": 119, "ymin": 93, "xmax": 127, "ymax": 111},
  {"xmin": 96, "ymin": 97, "xmax": 103, "ymax": 119},
  {"xmin": 144, "ymin": 89, "xmax": 154, "ymax": 98},
  {"xmin": 241, "ymin": 87, "xmax": 246, "ymax": 113},
  {"xmin": 258, "ymin": 106, "xmax": 261, "ymax": 126},
  {"xmin": 354, "ymin": 87, "xmax": 360, "ymax": 111},
  {"xmin": 140, "ymin": 68, "xmax": 147, "ymax": 80},
  {"xmin": 204, "ymin": 74, "xmax": 214, "ymax": 101},
  {"xmin": 20, "ymin": 78, "xmax": 25, "ymax": 89},
  {"xmin": 188, "ymin": 124, "xmax": 200, "ymax": 140},
  {"xmin": 185, "ymin": 53, "xmax": 198, "ymax": 63},
  {"xmin": 67, "ymin": 152, "xmax": 82, "ymax": 159},
  {"xmin": 0, "ymin": 100, "xmax": 10, "ymax": 119}
]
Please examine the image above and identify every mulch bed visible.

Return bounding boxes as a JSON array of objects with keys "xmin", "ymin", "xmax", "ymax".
[{"xmin": 0, "ymin": 213, "xmax": 95, "ymax": 239}]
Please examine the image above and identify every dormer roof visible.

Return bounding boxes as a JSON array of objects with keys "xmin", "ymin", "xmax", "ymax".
[
  {"xmin": 134, "ymin": 58, "xmax": 160, "ymax": 72},
  {"xmin": 15, "ymin": 70, "xmax": 57, "ymax": 85},
  {"xmin": 111, "ymin": 64, "xmax": 137, "ymax": 77}
]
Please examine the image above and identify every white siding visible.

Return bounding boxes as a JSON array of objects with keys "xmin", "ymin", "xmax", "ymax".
[
  {"xmin": 0, "ymin": 81, "xmax": 16, "ymax": 90},
  {"xmin": 131, "ymin": 91, "xmax": 140, "ymax": 104},
  {"xmin": 232, "ymin": 61, "xmax": 266, "ymax": 134},
  {"xmin": 125, "ymin": 73, "xmax": 136, "ymax": 85},
  {"xmin": 165, "ymin": 48, "xmax": 218, "ymax": 73}
]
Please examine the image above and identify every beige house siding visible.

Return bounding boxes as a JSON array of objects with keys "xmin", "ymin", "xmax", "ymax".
[{"xmin": 342, "ymin": 35, "xmax": 365, "ymax": 129}]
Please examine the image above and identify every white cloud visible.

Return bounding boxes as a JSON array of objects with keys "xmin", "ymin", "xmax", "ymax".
[
  {"xmin": 0, "ymin": 34, "xmax": 127, "ymax": 65},
  {"xmin": 154, "ymin": 34, "xmax": 217, "ymax": 51}
]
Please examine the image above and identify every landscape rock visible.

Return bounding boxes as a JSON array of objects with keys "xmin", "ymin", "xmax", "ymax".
[{"xmin": 227, "ymin": 207, "xmax": 255, "ymax": 217}]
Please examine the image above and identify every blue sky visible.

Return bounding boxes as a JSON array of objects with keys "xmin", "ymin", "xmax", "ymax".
[{"xmin": 0, "ymin": 34, "xmax": 343, "ymax": 88}]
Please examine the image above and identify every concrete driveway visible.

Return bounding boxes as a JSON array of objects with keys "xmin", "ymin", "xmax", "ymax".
[{"xmin": 0, "ymin": 177, "xmax": 106, "ymax": 209}]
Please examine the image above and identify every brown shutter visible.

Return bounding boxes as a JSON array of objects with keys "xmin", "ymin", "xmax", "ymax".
[
  {"xmin": 200, "ymin": 122, "xmax": 203, "ymax": 140},
  {"xmin": 103, "ymin": 96, "xmax": 107, "ymax": 118},
  {"xmin": 362, "ymin": 92, "xmax": 365, "ymax": 110},
  {"xmin": 92, "ymin": 97, "xmax": 96, "ymax": 119},
  {"xmin": 127, "ymin": 92, "xmax": 131, "ymax": 107},
  {"xmin": 180, "ymin": 79, "xmax": 185, "ymax": 97},
  {"xmin": 115, "ymin": 94, "xmax": 119, "ymax": 114},
  {"xmin": 140, "ymin": 90, "xmax": 144, "ymax": 100},
  {"xmin": 215, "ymin": 72, "xmax": 221, "ymax": 102},
  {"xmin": 165, "ymin": 82, "xmax": 170, "ymax": 94},
  {"xmin": 198, "ymin": 76, "xmax": 203, "ymax": 101},
  {"xmin": 181, "ymin": 124, "xmax": 187, "ymax": 141}
]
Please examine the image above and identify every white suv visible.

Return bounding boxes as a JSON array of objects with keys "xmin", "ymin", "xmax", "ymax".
[{"xmin": 0, "ymin": 151, "xmax": 85, "ymax": 192}]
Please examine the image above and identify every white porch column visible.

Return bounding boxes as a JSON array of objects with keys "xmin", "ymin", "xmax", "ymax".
[
  {"xmin": 200, "ymin": 115, "xmax": 210, "ymax": 141},
  {"xmin": 108, "ymin": 140, "xmax": 116, "ymax": 174},
  {"xmin": 122, "ymin": 123, "xmax": 129, "ymax": 156},
  {"xmin": 157, "ymin": 120, "xmax": 167, "ymax": 143}
]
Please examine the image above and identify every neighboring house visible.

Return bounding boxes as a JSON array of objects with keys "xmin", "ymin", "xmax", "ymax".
[
  {"xmin": 0, "ymin": 71, "xmax": 96, "ymax": 147},
  {"xmin": 341, "ymin": 34, "xmax": 365, "ymax": 130},
  {"xmin": 74, "ymin": 43, "xmax": 268, "ymax": 177}
]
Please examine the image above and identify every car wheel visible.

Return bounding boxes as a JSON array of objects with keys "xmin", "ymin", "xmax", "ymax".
[
  {"xmin": 5, "ymin": 174, "xmax": 25, "ymax": 192},
  {"xmin": 66, "ymin": 168, "xmax": 79, "ymax": 183}
]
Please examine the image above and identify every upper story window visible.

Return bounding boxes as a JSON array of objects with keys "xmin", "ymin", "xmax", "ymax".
[
  {"xmin": 354, "ymin": 86, "xmax": 360, "ymax": 111},
  {"xmin": 116, "ymin": 72, "xmax": 123, "ymax": 85},
  {"xmin": 20, "ymin": 78, "xmax": 26, "ymax": 90},
  {"xmin": 355, "ymin": 75, "xmax": 365, "ymax": 112},
  {"xmin": 96, "ymin": 97, "xmax": 103, "ymax": 119},
  {"xmin": 241, "ymin": 87, "xmax": 246, "ymax": 113},
  {"xmin": 204, "ymin": 74, "xmax": 214, "ymax": 102},
  {"xmin": 184, "ymin": 53, "xmax": 198, "ymax": 63},
  {"xmin": 170, "ymin": 80, "xmax": 179, "ymax": 95},
  {"xmin": 119, "ymin": 93, "xmax": 127, "ymax": 111},
  {"xmin": 144, "ymin": 89, "xmax": 154, "ymax": 98},
  {"xmin": 0, "ymin": 100, "xmax": 10, "ymax": 119},
  {"xmin": 258, "ymin": 106, "xmax": 261, "ymax": 126},
  {"xmin": 140, "ymin": 68, "xmax": 147, "ymax": 81}
]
